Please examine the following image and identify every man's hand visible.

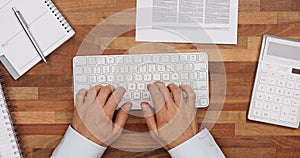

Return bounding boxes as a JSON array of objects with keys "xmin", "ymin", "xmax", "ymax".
[
  {"xmin": 141, "ymin": 82, "xmax": 198, "ymax": 150},
  {"xmin": 72, "ymin": 85, "xmax": 132, "ymax": 147}
]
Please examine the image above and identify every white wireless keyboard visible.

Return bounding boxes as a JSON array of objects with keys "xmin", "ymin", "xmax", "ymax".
[
  {"xmin": 73, "ymin": 52, "xmax": 209, "ymax": 109},
  {"xmin": 248, "ymin": 35, "xmax": 300, "ymax": 128}
]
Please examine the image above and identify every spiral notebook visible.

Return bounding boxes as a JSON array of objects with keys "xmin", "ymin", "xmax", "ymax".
[
  {"xmin": 0, "ymin": 0, "xmax": 75, "ymax": 80},
  {"xmin": 0, "ymin": 72, "xmax": 23, "ymax": 158}
]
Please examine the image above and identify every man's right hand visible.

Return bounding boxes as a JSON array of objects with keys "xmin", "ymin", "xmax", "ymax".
[{"xmin": 141, "ymin": 82, "xmax": 199, "ymax": 150}]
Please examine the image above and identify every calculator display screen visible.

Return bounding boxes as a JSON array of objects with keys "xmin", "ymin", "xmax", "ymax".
[
  {"xmin": 267, "ymin": 42, "xmax": 300, "ymax": 61},
  {"xmin": 292, "ymin": 68, "xmax": 300, "ymax": 75}
]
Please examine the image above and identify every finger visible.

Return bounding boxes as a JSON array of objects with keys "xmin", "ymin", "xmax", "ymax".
[
  {"xmin": 114, "ymin": 102, "xmax": 132, "ymax": 129},
  {"xmin": 104, "ymin": 87, "xmax": 126, "ymax": 117},
  {"xmin": 167, "ymin": 83, "xmax": 183, "ymax": 106},
  {"xmin": 141, "ymin": 102, "xmax": 158, "ymax": 131},
  {"xmin": 147, "ymin": 83, "xmax": 166, "ymax": 112},
  {"xmin": 154, "ymin": 82, "xmax": 173, "ymax": 108},
  {"xmin": 85, "ymin": 85, "xmax": 103, "ymax": 105},
  {"xmin": 97, "ymin": 85, "xmax": 115, "ymax": 106},
  {"xmin": 180, "ymin": 85, "xmax": 196, "ymax": 106},
  {"xmin": 76, "ymin": 89, "xmax": 88, "ymax": 106}
]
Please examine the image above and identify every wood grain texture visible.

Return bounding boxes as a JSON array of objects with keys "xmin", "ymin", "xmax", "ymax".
[{"xmin": 2, "ymin": 0, "xmax": 299, "ymax": 157}]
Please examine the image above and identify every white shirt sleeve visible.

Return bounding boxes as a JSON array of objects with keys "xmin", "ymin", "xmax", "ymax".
[
  {"xmin": 168, "ymin": 128, "xmax": 225, "ymax": 158},
  {"xmin": 51, "ymin": 125, "xmax": 107, "ymax": 158}
]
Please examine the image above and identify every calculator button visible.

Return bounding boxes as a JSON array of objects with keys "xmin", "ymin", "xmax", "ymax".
[
  {"xmin": 277, "ymin": 80, "xmax": 286, "ymax": 87},
  {"xmin": 259, "ymin": 76, "xmax": 268, "ymax": 84},
  {"xmin": 256, "ymin": 92, "xmax": 264, "ymax": 100},
  {"xmin": 292, "ymin": 99, "xmax": 300, "ymax": 107},
  {"xmin": 294, "ymin": 91, "xmax": 300, "ymax": 99},
  {"xmin": 275, "ymin": 88, "xmax": 284, "ymax": 95},
  {"xmin": 272, "ymin": 104, "xmax": 281, "ymax": 112},
  {"xmin": 283, "ymin": 98, "xmax": 292, "ymax": 105},
  {"xmin": 274, "ymin": 96, "xmax": 283, "ymax": 104},
  {"xmin": 289, "ymin": 116, "xmax": 297, "ymax": 123},
  {"xmin": 262, "ymin": 111, "xmax": 270, "ymax": 118},
  {"xmin": 264, "ymin": 94, "xmax": 273, "ymax": 102},
  {"xmin": 269, "ymin": 78, "xmax": 277, "ymax": 86},
  {"xmin": 257, "ymin": 84, "xmax": 265, "ymax": 92},
  {"xmin": 253, "ymin": 110, "xmax": 262, "ymax": 117},
  {"xmin": 270, "ymin": 113, "xmax": 280, "ymax": 120},
  {"xmin": 286, "ymin": 81, "xmax": 295, "ymax": 89},
  {"xmin": 290, "ymin": 107, "xmax": 298, "ymax": 115},
  {"xmin": 285, "ymin": 89, "xmax": 293, "ymax": 97},
  {"xmin": 295, "ymin": 83, "xmax": 300, "ymax": 90},
  {"xmin": 254, "ymin": 101, "xmax": 263, "ymax": 108}
]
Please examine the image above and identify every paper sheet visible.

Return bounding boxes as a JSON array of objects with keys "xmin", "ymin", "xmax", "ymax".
[{"xmin": 136, "ymin": 0, "xmax": 238, "ymax": 44}]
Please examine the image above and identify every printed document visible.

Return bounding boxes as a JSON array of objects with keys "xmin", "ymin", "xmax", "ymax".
[{"xmin": 136, "ymin": 0, "xmax": 239, "ymax": 44}]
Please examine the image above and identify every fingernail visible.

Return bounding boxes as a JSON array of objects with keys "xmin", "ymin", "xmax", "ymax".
[
  {"xmin": 123, "ymin": 103, "xmax": 132, "ymax": 111},
  {"xmin": 147, "ymin": 84, "xmax": 151, "ymax": 90},
  {"xmin": 141, "ymin": 102, "xmax": 148, "ymax": 111}
]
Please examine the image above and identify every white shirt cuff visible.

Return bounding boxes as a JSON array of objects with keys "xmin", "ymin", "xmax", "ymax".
[
  {"xmin": 168, "ymin": 128, "xmax": 225, "ymax": 158},
  {"xmin": 51, "ymin": 125, "xmax": 107, "ymax": 158}
]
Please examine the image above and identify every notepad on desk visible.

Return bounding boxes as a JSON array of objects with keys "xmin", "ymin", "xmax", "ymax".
[{"xmin": 0, "ymin": 0, "xmax": 75, "ymax": 80}]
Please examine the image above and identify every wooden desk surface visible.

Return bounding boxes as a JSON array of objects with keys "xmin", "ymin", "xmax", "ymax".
[{"xmin": 2, "ymin": 0, "xmax": 299, "ymax": 157}]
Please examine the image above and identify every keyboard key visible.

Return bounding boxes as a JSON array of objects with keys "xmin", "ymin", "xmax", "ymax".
[
  {"xmin": 161, "ymin": 56, "xmax": 169, "ymax": 62},
  {"xmin": 192, "ymin": 81, "xmax": 207, "ymax": 89},
  {"xmin": 286, "ymin": 81, "xmax": 294, "ymax": 89},
  {"xmin": 133, "ymin": 56, "xmax": 142, "ymax": 63},
  {"xmin": 142, "ymin": 92, "xmax": 151, "ymax": 100},
  {"xmin": 143, "ymin": 56, "xmax": 151, "ymax": 63},
  {"xmin": 94, "ymin": 67, "xmax": 101, "ymax": 73},
  {"xmin": 162, "ymin": 74, "xmax": 170, "ymax": 81},
  {"xmin": 199, "ymin": 72, "xmax": 207, "ymax": 79},
  {"xmin": 112, "ymin": 66, "xmax": 119, "ymax": 73},
  {"xmin": 75, "ymin": 57, "xmax": 87, "ymax": 65},
  {"xmin": 153, "ymin": 74, "xmax": 161, "ymax": 80},
  {"xmin": 264, "ymin": 94, "xmax": 273, "ymax": 102},
  {"xmin": 102, "ymin": 66, "xmax": 110, "ymax": 73},
  {"xmin": 274, "ymin": 96, "xmax": 283, "ymax": 104},
  {"xmin": 149, "ymin": 64, "xmax": 156, "ymax": 72},
  {"xmin": 88, "ymin": 58, "xmax": 96, "ymax": 65},
  {"xmin": 256, "ymin": 92, "xmax": 264, "ymax": 100},
  {"xmin": 194, "ymin": 63, "xmax": 206, "ymax": 70},
  {"xmin": 272, "ymin": 104, "xmax": 281, "ymax": 112},
  {"xmin": 107, "ymin": 75, "xmax": 115, "ymax": 82},
  {"xmin": 137, "ymin": 83, "xmax": 145, "ymax": 90},
  {"xmin": 176, "ymin": 64, "xmax": 184, "ymax": 71},
  {"xmin": 180, "ymin": 55, "xmax": 188, "ymax": 61},
  {"xmin": 283, "ymin": 98, "xmax": 291, "ymax": 105},
  {"xmin": 128, "ymin": 83, "xmax": 136, "ymax": 90},
  {"xmin": 74, "ymin": 67, "xmax": 83, "ymax": 74},
  {"xmin": 119, "ymin": 83, "xmax": 127, "ymax": 89},
  {"xmin": 180, "ymin": 73, "xmax": 189, "ymax": 80},
  {"xmin": 124, "ymin": 92, "xmax": 132, "ymax": 100},
  {"xmin": 133, "ymin": 92, "xmax": 141, "ymax": 100},
  {"xmin": 76, "ymin": 76, "xmax": 88, "ymax": 83},
  {"xmin": 290, "ymin": 107, "xmax": 298, "ymax": 115},
  {"xmin": 275, "ymin": 88, "xmax": 284, "ymax": 95},
  {"xmin": 89, "ymin": 75, "xmax": 97, "ymax": 83},
  {"xmin": 83, "ymin": 67, "xmax": 92, "ymax": 74},
  {"xmin": 171, "ymin": 73, "xmax": 179, "ymax": 80},
  {"xmin": 134, "ymin": 74, "xmax": 142, "ymax": 81},
  {"xmin": 125, "ymin": 75, "xmax": 133, "ymax": 81},
  {"xmin": 116, "ymin": 75, "xmax": 124, "ymax": 81},
  {"xmin": 139, "ymin": 65, "xmax": 147, "ymax": 72},
  {"xmin": 194, "ymin": 90, "xmax": 208, "ymax": 98},
  {"xmin": 116, "ymin": 57, "xmax": 123, "ymax": 64},
  {"xmin": 144, "ymin": 74, "xmax": 152, "ymax": 81},
  {"xmin": 184, "ymin": 64, "xmax": 193, "ymax": 71},
  {"xmin": 189, "ymin": 54, "xmax": 197, "ymax": 61},
  {"xmin": 269, "ymin": 78, "xmax": 277, "ymax": 86},
  {"xmin": 170, "ymin": 55, "xmax": 179, "ymax": 62},
  {"xmin": 125, "ymin": 56, "xmax": 133, "ymax": 63},
  {"xmin": 97, "ymin": 57, "xmax": 105, "ymax": 64},
  {"xmin": 158, "ymin": 65, "xmax": 166, "ymax": 71},
  {"xmin": 190, "ymin": 73, "xmax": 197, "ymax": 80},
  {"xmin": 98, "ymin": 75, "xmax": 106, "ymax": 82},
  {"xmin": 257, "ymin": 84, "xmax": 265, "ymax": 92}
]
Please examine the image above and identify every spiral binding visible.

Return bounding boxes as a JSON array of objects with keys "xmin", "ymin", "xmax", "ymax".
[
  {"xmin": 0, "ymin": 74, "xmax": 24, "ymax": 158},
  {"xmin": 44, "ymin": 0, "xmax": 73, "ymax": 33}
]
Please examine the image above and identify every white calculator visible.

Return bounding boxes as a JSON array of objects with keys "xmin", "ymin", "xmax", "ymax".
[{"xmin": 248, "ymin": 35, "xmax": 300, "ymax": 128}]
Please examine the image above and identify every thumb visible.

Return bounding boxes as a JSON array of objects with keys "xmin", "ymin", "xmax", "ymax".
[
  {"xmin": 114, "ymin": 102, "xmax": 132, "ymax": 129},
  {"xmin": 141, "ymin": 102, "xmax": 158, "ymax": 132}
]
